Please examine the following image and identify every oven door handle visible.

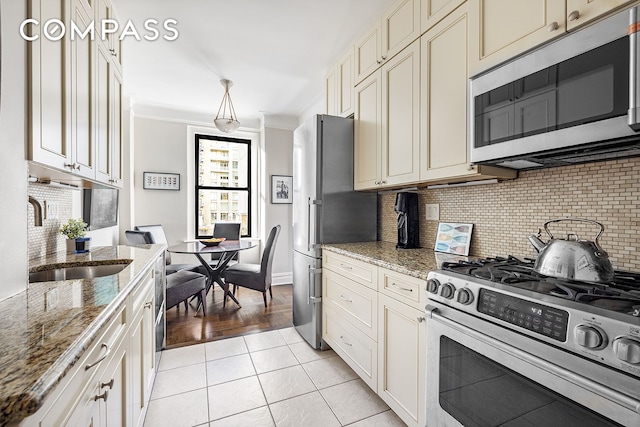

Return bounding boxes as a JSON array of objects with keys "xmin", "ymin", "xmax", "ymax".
[{"xmin": 425, "ymin": 303, "xmax": 640, "ymax": 416}]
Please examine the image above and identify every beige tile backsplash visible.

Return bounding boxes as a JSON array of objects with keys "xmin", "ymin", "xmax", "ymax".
[
  {"xmin": 28, "ymin": 183, "xmax": 75, "ymax": 260},
  {"xmin": 378, "ymin": 157, "xmax": 640, "ymax": 271}
]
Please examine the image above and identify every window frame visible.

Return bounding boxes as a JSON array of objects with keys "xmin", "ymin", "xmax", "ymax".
[{"xmin": 195, "ymin": 133, "xmax": 252, "ymax": 238}]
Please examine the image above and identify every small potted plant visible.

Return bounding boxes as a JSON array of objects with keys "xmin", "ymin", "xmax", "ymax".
[{"xmin": 60, "ymin": 218, "xmax": 91, "ymax": 253}]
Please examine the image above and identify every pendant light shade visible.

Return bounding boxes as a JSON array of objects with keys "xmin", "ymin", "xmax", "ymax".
[{"xmin": 214, "ymin": 79, "xmax": 240, "ymax": 133}]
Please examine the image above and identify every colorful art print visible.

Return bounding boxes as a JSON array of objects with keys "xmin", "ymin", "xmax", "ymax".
[{"xmin": 434, "ymin": 222, "xmax": 473, "ymax": 256}]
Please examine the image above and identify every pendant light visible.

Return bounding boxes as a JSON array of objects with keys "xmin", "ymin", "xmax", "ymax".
[{"xmin": 214, "ymin": 79, "xmax": 240, "ymax": 133}]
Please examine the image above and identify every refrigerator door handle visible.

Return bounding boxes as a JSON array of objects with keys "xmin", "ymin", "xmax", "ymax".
[
  {"xmin": 307, "ymin": 198, "xmax": 323, "ymax": 251},
  {"xmin": 308, "ymin": 266, "xmax": 323, "ymax": 304}
]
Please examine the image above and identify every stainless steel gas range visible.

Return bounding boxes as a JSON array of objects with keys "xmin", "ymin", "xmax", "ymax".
[{"xmin": 424, "ymin": 256, "xmax": 640, "ymax": 427}]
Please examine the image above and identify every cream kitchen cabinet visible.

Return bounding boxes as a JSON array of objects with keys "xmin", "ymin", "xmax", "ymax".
[
  {"xmin": 565, "ymin": 0, "xmax": 634, "ymax": 30},
  {"xmin": 325, "ymin": 48, "xmax": 355, "ymax": 117},
  {"xmin": 421, "ymin": 0, "xmax": 466, "ymax": 32},
  {"xmin": 469, "ymin": 0, "xmax": 632, "ymax": 76},
  {"xmin": 95, "ymin": 0, "xmax": 123, "ymax": 72},
  {"xmin": 130, "ymin": 270, "xmax": 156, "ymax": 427},
  {"xmin": 28, "ymin": 0, "xmax": 123, "ymax": 188},
  {"xmin": 322, "ymin": 251, "xmax": 427, "ymax": 427},
  {"xmin": 420, "ymin": 3, "xmax": 516, "ymax": 184},
  {"xmin": 323, "ymin": 252, "xmax": 378, "ymax": 389},
  {"xmin": 354, "ymin": 40, "xmax": 421, "ymax": 190},
  {"xmin": 354, "ymin": 0, "xmax": 421, "ymax": 84},
  {"xmin": 378, "ymin": 293, "xmax": 426, "ymax": 427}
]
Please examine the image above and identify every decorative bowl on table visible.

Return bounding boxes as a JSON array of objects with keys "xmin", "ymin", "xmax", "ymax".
[{"xmin": 199, "ymin": 237, "xmax": 226, "ymax": 247}]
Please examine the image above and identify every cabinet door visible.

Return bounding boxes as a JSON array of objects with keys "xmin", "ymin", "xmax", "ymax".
[
  {"xmin": 469, "ymin": 0, "xmax": 565, "ymax": 76},
  {"xmin": 381, "ymin": 40, "xmax": 420, "ymax": 187},
  {"xmin": 325, "ymin": 65, "xmax": 338, "ymax": 115},
  {"xmin": 69, "ymin": 0, "xmax": 96, "ymax": 179},
  {"xmin": 382, "ymin": 0, "xmax": 421, "ymax": 61},
  {"xmin": 337, "ymin": 50, "xmax": 355, "ymax": 117},
  {"xmin": 110, "ymin": 68, "xmax": 124, "ymax": 187},
  {"xmin": 421, "ymin": 0, "xmax": 466, "ymax": 32},
  {"xmin": 378, "ymin": 294, "xmax": 426, "ymax": 427},
  {"xmin": 95, "ymin": 42, "xmax": 112, "ymax": 184},
  {"xmin": 566, "ymin": 0, "xmax": 633, "ymax": 31},
  {"xmin": 104, "ymin": 339, "xmax": 128, "ymax": 427},
  {"xmin": 354, "ymin": 23, "xmax": 382, "ymax": 84},
  {"xmin": 354, "ymin": 71, "xmax": 382, "ymax": 190},
  {"xmin": 420, "ymin": 3, "xmax": 473, "ymax": 180},
  {"xmin": 131, "ymin": 284, "xmax": 155, "ymax": 427},
  {"xmin": 28, "ymin": 0, "xmax": 71, "ymax": 170}
]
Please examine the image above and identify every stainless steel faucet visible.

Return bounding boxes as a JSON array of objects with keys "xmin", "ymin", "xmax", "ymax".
[{"xmin": 28, "ymin": 196, "xmax": 43, "ymax": 226}]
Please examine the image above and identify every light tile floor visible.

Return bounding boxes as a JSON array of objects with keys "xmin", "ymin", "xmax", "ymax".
[{"xmin": 143, "ymin": 328, "xmax": 407, "ymax": 427}]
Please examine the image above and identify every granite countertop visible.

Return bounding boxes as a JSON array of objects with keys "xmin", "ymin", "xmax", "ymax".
[
  {"xmin": 0, "ymin": 244, "xmax": 165, "ymax": 426},
  {"xmin": 322, "ymin": 241, "xmax": 469, "ymax": 280}
]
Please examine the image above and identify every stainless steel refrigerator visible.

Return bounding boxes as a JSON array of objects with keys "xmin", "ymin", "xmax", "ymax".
[{"xmin": 292, "ymin": 115, "xmax": 377, "ymax": 349}]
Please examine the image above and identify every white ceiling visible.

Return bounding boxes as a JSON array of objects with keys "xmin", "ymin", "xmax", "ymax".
[{"xmin": 111, "ymin": 0, "xmax": 396, "ymax": 122}]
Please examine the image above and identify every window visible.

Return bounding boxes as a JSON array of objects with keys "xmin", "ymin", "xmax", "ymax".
[{"xmin": 196, "ymin": 134, "xmax": 251, "ymax": 237}]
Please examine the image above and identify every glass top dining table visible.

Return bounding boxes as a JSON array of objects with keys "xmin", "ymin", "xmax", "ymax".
[{"xmin": 167, "ymin": 240, "xmax": 256, "ymax": 308}]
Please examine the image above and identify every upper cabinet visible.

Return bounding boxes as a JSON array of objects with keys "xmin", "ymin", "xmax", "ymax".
[
  {"xmin": 469, "ymin": 0, "xmax": 633, "ymax": 76},
  {"xmin": 28, "ymin": 0, "xmax": 123, "ymax": 188},
  {"xmin": 355, "ymin": 40, "xmax": 421, "ymax": 190},
  {"xmin": 325, "ymin": 48, "xmax": 355, "ymax": 117},
  {"xmin": 420, "ymin": 2, "xmax": 516, "ymax": 183},
  {"xmin": 354, "ymin": 0, "xmax": 421, "ymax": 84},
  {"xmin": 421, "ymin": 0, "xmax": 466, "ymax": 32}
]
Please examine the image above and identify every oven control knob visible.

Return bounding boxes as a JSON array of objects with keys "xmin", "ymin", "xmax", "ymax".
[
  {"xmin": 456, "ymin": 288, "xmax": 474, "ymax": 305},
  {"xmin": 426, "ymin": 278, "xmax": 440, "ymax": 294},
  {"xmin": 574, "ymin": 325, "xmax": 607, "ymax": 350},
  {"xmin": 613, "ymin": 337, "xmax": 640, "ymax": 365},
  {"xmin": 440, "ymin": 282, "xmax": 455, "ymax": 299}
]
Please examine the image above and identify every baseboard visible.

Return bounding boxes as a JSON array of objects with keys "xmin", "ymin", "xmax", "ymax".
[{"xmin": 272, "ymin": 272, "xmax": 292, "ymax": 286}]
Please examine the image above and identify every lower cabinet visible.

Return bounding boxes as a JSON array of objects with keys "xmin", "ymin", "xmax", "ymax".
[
  {"xmin": 20, "ymin": 254, "xmax": 161, "ymax": 427},
  {"xmin": 322, "ymin": 252, "xmax": 427, "ymax": 427},
  {"xmin": 378, "ymin": 293, "xmax": 426, "ymax": 427}
]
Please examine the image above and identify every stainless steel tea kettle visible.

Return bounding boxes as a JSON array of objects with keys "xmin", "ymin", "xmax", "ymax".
[{"xmin": 527, "ymin": 218, "xmax": 615, "ymax": 284}]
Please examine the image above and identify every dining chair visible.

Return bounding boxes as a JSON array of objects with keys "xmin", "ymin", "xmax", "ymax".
[
  {"xmin": 211, "ymin": 222, "xmax": 241, "ymax": 262},
  {"xmin": 223, "ymin": 225, "xmax": 281, "ymax": 307},
  {"xmin": 125, "ymin": 230, "xmax": 153, "ymax": 245},
  {"xmin": 134, "ymin": 224, "xmax": 199, "ymax": 275}
]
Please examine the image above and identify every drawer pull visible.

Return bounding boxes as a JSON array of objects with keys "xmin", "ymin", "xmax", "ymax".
[
  {"xmin": 339, "ymin": 294, "xmax": 353, "ymax": 303},
  {"xmin": 391, "ymin": 283, "xmax": 413, "ymax": 292},
  {"xmin": 339, "ymin": 264, "xmax": 353, "ymax": 270},
  {"xmin": 94, "ymin": 390, "xmax": 109, "ymax": 402},
  {"xmin": 101, "ymin": 379, "xmax": 114, "ymax": 390},
  {"xmin": 340, "ymin": 335, "xmax": 353, "ymax": 347},
  {"xmin": 85, "ymin": 343, "xmax": 110, "ymax": 371}
]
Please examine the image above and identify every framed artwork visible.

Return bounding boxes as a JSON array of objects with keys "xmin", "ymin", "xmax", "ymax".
[
  {"xmin": 271, "ymin": 175, "xmax": 292, "ymax": 204},
  {"xmin": 434, "ymin": 222, "xmax": 473, "ymax": 256},
  {"xmin": 143, "ymin": 172, "xmax": 180, "ymax": 190}
]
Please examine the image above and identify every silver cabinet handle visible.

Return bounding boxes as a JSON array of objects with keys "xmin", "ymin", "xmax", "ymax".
[
  {"xmin": 380, "ymin": 180, "xmax": 387, "ymax": 184},
  {"xmin": 340, "ymin": 335, "xmax": 353, "ymax": 346},
  {"xmin": 391, "ymin": 282, "xmax": 413, "ymax": 292},
  {"xmin": 339, "ymin": 264, "xmax": 352, "ymax": 270},
  {"xmin": 417, "ymin": 316, "xmax": 426, "ymax": 323},
  {"xmin": 144, "ymin": 301, "xmax": 153, "ymax": 309},
  {"xmin": 381, "ymin": 55, "xmax": 387, "ymax": 60},
  {"xmin": 339, "ymin": 294, "xmax": 353, "ymax": 303},
  {"xmin": 94, "ymin": 390, "xmax": 109, "ymax": 402},
  {"xmin": 85, "ymin": 343, "xmax": 110, "ymax": 370},
  {"xmin": 100, "ymin": 379, "xmax": 114, "ymax": 389},
  {"xmin": 568, "ymin": 10, "xmax": 580, "ymax": 21},
  {"xmin": 547, "ymin": 21, "xmax": 559, "ymax": 32}
]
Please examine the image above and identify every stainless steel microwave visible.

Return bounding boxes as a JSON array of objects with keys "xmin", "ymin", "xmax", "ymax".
[{"xmin": 470, "ymin": 5, "xmax": 640, "ymax": 170}]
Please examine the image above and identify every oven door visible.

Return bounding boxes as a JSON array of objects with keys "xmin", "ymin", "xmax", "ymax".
[{"xmin": 425, "ymin": 303, "xmax": 640, "ymax": 427}]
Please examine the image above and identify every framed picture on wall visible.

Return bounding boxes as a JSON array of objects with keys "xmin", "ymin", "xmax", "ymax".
[
  {"xmin": 271, "ymin": 175, "xmax": 292, "ymax": 204},
  {"xmin": 143, "ymin": 172, "xmax": 180, "ymax": 190}
]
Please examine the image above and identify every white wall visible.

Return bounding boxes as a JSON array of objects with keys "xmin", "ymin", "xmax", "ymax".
[
  {"xmin": 127, "ymin": 106, "xmax": 294, "ymax": 282},
  {"xmin": 1, "ymin": 0, "xmax": 29, "ymax": 301}
]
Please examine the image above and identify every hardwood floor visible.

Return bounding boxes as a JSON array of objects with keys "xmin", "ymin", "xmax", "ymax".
[{"xmin": 165, "ymin": 284, "xmax": 293, "ymax": 349}]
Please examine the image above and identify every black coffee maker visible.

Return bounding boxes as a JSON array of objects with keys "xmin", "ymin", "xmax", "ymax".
[{"xmin": 394, "ymin": 192, "xmax": 419, "ymax": 249}]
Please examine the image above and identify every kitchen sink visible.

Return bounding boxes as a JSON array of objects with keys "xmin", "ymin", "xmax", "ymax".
[{"xmin": 29, "ymin": 261, "xmax": 132, "ymax": 283}]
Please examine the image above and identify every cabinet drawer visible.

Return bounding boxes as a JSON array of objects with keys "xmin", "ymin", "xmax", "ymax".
[
  {"xmin": 378, "ymin": 267, "xmax": 426, "ymax": 310},
  {"xmin": 323, "ymin": 269, "xmax": 377, "ymax": 340},
  {"xmin": 323, "ymin": 251, "xmax": 378, "ymax": 290},
  {"xmin": 323, "ymin": 304, "xmax": 377, "ymax": 391}
]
